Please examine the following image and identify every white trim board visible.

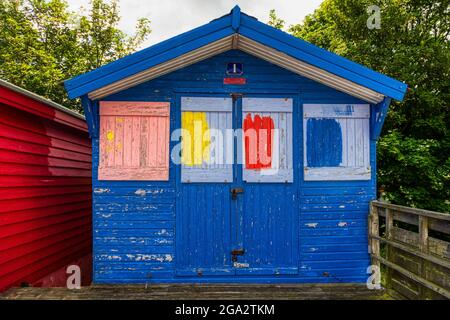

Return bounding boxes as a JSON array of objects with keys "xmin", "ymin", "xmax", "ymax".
[
  {"xmin": 304, "ymin": 167, "xmax": 371, "ymax": 181},
  {"xmin": 88, "ymin": 35, "xmax": 385, "ymax": 104}
]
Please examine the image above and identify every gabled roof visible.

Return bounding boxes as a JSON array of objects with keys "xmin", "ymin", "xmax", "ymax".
[
  {"xmin": 65, "ymin": 6, "xmax": 407, "ymax": 103},
  {"xmin": 0, "ymin": 79, "xmax": 87, "ymax": 132},
  {"xmin": 0, "ymin": 79, "xmax": 84, "ymax": 120}
]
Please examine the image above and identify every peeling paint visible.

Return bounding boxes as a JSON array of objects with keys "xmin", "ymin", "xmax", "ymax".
[
  {"xmin": 134, "ymin": 188, "xmax": 165, "ymax": 196},
  {"xmin": 125, "ymin": 254, "xmax": 173, "ymax": 262},
  {"xmin": 338, "ymin": 222, "xmax": 348, "ymax": 227},
  {"xmin": 135, "ymin": 189, "xmax": 147, "ymax": 196},
  {"xmin": 94, "ymin": 188, "xmax": 110, "ymax": 194},
  {"xmin": 157, "ymin": 229, "xmax": 169, "ymax": 236},
  {"xmin": 305, "ymin": 223, "xmax": 318, "ymax": 228},
  {"xmin": 156, "ymin": 239, "xmax": 171, "ymax": 244}
]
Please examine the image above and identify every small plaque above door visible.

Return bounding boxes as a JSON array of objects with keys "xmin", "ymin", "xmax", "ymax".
[{"xmin": 226, "ymin": 62, "xmax": 243, "ymax": 75}]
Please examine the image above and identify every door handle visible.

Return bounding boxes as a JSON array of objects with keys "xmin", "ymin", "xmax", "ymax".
[{"xmin": 230, "ymin": 188, "xmax": 244, "ymax": 200}]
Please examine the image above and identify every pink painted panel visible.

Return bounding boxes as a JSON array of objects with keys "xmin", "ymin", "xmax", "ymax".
[{"xmin": 98, "ymin": 101, "xmax": 170, "ymax": 181}]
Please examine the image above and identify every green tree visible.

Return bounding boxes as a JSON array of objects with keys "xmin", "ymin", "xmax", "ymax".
[
  {"xmin": 267, "ymin": 9, "xmax": 285, "ymax": 30},
  {"xmin": 273, "ymin": 1, "xmax": 450, "ymax": 211},
  {"xmin": 0, "ymin": 0, "xmax": 151, "ymax": 112}
]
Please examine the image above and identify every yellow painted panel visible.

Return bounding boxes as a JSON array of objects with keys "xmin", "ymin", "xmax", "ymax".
[{"xmin": 181, "ymin": 112, "xmax": 210, "ymax": 166}]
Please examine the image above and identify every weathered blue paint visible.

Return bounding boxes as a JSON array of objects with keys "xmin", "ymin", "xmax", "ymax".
[
  {"xmin": 231, "ymin": 5, "xmax": 241, "ymax": 31},
  {"xmin": 306, "ymin": 119, "xmax": 342, "ymax": 167},
  {"xmin": 371, "ymin": 97, "xmax": 392, "ymax": 140},
  {"xmin": 64, "ymin": 6, "xmax": 407, "ymax": 101},
  {"xmin": 80, "ymin": 95, "xmax": 96, "ymax": 138},
  {"xmin": 81, "ymin": 50, "xmax": 383, "ymax": 284}
]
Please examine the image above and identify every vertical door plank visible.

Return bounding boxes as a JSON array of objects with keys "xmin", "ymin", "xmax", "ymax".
[
  {"xmin": 347, "ymin": 119, "xmax": 356, "ymax": 167},
  {"xmin": 105, "ymin": 116, "xmax": 116, "ymax": 167},
  {"xmin": 139, "ymin": 116, "xmax": 148, "ymax": 167},
  {"xmin": 355, "ymin": 119, "xmax": 364, "ymax": 166},
  {"xmin": 123, "ymin": 117, "xmax": 133, "ymax": 166},
  {"xmin": 114, "ymin": 116, "xmax": 124, "ymax": 167},
  {"xmin": 131, "ymin": 116, "xmax": 141, "ymax": 167},
  {"xmin": 148, "ymin": 116, "xmax": 158, "ymax": 168},
  {"xmin": 99, "ymin": 116, "xmax": 108, "ymax": 167}
]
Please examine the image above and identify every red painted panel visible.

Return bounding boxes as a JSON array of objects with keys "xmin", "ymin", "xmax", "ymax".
[
  {"xmin": 0, "ymin": 84, "xmax": 92, "ymax": 292},
  {"xmin": 223, "ymin": 77, "xmax": 247, "ymax": 85},
  {"xmin": 244, "ymin": 113, "xmax": 274, "ymax": 170}
]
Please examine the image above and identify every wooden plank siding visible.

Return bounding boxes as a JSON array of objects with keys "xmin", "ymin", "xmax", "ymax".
[
  {"xmin": 90, "ymin": 50, "xmax": 375, "ymax": 284},
  {"xmin": 0, "ymin": 84, "xmax": 92, "ymax": 292}
]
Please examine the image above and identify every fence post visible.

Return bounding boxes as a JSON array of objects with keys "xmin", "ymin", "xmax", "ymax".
[
  {"xmin": 418, "ymin": 216, "xmax": 429, "ymax": 299},
  {"xmin": 369, "ymin": 203, "xmax": 380, "ymax": 270},
  {"xmin": 385, "ymin": 208, "xmax": 394, "ymax": 290}
]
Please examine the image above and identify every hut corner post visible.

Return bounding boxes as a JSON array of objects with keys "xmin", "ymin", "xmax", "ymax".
[
  {"xmin": 81, "ymin": 95, "xmax": 99, "ymax": 138},
  {"xmin": 368, "ymin": 203, "xmax": 381, "ymax": 287},
  {"xmin": 418, "ymin": 215, "xmax": 429, "ymax": 298}
]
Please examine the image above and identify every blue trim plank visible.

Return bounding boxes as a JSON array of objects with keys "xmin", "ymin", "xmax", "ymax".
[{"xmin": 371, "ymin": 97, "xmax": 392, "ymax": 139}]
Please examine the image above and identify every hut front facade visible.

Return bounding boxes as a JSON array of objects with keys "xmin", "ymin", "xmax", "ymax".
[{"xmin": 65, "ymin": 7, "xmax": 407, "ymax": 284}]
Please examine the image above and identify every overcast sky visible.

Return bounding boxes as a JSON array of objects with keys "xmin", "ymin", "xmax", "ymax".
[{"xmin": 66, "ymin": 0, "xmax": 324, "ymax": 48}]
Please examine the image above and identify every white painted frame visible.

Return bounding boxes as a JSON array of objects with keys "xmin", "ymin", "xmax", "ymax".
[
  {"xmin": 181, "ymin": 97, "xmax": 233, "ymax": 183},
  {"xmin": 242, "ymin": 98, "xmax": 294, "ymax": 183},
  {"xmin": 303, "ymin": 104, "xmax": 371, "ymax": 181}
]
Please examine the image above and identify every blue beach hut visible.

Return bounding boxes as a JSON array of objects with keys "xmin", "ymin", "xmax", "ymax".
[{"xmin": 65, "ymin": 6, "xmax": 407, "ymax": 284}]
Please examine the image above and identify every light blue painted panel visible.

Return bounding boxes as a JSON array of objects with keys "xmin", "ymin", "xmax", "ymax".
[{"xmin": 303, "ymin": 104, "xmax": 371, "ymax": 181}]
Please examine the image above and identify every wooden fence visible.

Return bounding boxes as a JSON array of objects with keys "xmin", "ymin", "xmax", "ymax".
[{"xmin": 369, "ymin": 201, "xmax": 450, "ymax": 299}]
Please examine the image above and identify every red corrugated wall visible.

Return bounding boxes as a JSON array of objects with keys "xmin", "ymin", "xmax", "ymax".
[{"xmin": 0, "ymin": 84, "xmax": 92, "ymax": 292}]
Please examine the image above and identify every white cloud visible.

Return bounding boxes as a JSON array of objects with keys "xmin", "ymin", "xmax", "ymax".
[{"xmin": 66, "ymin": 0, "xmax": 323, "ymax": 48}]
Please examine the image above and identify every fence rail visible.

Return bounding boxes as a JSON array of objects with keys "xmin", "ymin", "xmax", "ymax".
[{"xmin": 369, "ymin": 201, "xmax": 450, "ymax": 299}]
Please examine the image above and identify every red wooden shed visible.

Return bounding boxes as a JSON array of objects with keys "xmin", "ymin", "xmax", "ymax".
[{"xmin": 0, "ymin": 79, "xmax": 92, "ymax": 292}]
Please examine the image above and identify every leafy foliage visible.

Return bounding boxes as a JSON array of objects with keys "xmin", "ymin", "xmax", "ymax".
[
  {"xmin": 270, "ymin": 1, "xmax": 449, "ymax": 212},
  {"xmin": 267, "ymin": 9, "xmax": 285, "ymax": 30},
  {"xmin": 0, "ymin": 0, "xmax": 151, "ymax": 112}
]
